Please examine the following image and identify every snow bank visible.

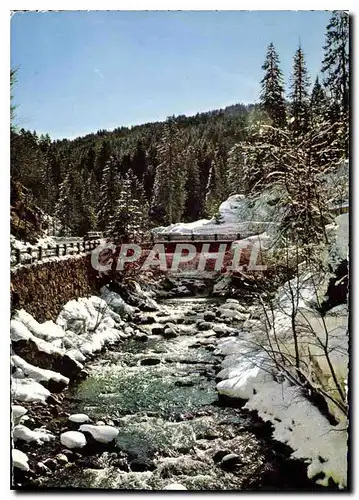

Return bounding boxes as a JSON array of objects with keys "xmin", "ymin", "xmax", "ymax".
[
  {"xmin": 217, "ymin": 336, "xmax": 347, "ymax": 488},
  {"xmin": 11, "ymin": 286, "xmax": 144, "ymax": 406},
  {"xmin": 246, "ymin": 382, "xmax": 347, "ymax": 488},
  {"xmin": 216, "ymin": 269, "xmax": 348, "ymax": 488},
  {"xmin": 153, "ymin": 190, "xmax": 283, "ymax": 239}
]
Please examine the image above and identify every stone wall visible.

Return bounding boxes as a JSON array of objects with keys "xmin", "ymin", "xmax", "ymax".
[{"xmin": 11, "ymin": 256, "xmax": 108, "ymax": 322}]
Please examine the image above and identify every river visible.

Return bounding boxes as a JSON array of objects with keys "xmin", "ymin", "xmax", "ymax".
[{"xmin": 36, "ymin": 296, "xmax": 325, "ymax": 491}]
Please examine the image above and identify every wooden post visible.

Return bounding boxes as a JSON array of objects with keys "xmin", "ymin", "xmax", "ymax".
[
  {"xmin": 63, "ymin": 244, "xmax": 67, "ymax": 256},
  {"xmin": 15, "ymin": 249, "xmax": 20, "ymax": 264},
  {"xmin": 77, "ymin": 242, "xmax": 81, "ymax": 254},
  {"xmin": 56, "ymin": 245, "xmax": 60, "ymax": 257},
  {"xmin": 27, "ymin": 247, "xmax": 32, "ymax": 262},
  {"xmin": 38, "ymin": 246, "xmax": 42, "ymax": 261}
]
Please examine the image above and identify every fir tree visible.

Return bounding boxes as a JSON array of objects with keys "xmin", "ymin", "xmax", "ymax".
[
  {"xmin": 10, "ymin": 69, "xmax": 17, "ymax": 131},
  {"xmin": 131, "ymin": 139, "xmax": 148, "ymax": 182},
  {"xmin": 260, "ymin": 43, "xmax": 287, "ymax": 129},
  {"xmin": 310, "ymin": 76, "xmax": 327, "ymax": 119},
  {"xmin": 55, "ymin": 169, "xmax": 80, "ymax": 235},
  {"xmin": 94, "ymin": 140, "xmax": 111, "ymax": 184},
  {"xmin": 289, "ymin": 46, "xmax": 311, "ymax": 135},
  {"xmin": 151, "ymin": 118, "xmax": 187, "ymax": 225},
  {"xmin": 183, "ymin": 144, "xmax": 203, "ymax": 221},
  {"xmin": 205, "ymin": 146, "xmax": 228, "ymax": 216},
  {"xmin": 321, "ymin": 11, "xmax": 349, "ymax": 113},
  {"xmin": 227, "ymin": 143, "xmax": 246, "ymax": 195},
  {"xmin": 107, "ymin": 169, "xmax": 148, "ymax": 243},
  {"xmin": 97, "ymin": 155, "xmax": 121, "ymax": 232}
]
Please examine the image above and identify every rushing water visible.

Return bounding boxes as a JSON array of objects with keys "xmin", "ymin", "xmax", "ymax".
[{"xmin": 44, "ymin": 297, "xmax": 321, "ymax": 491}]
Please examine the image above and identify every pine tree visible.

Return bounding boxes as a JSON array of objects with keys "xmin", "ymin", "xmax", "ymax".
[
  {"xmin": 151, "ymin": 118, "xmax": 187, "ymax": 225},
  {"xmin": 310, "ymin": 76, "xmax": 327, "ymax": 119},
  {"xmin": 97, "ymin": 155, "xmax": 121, "ymax": 232},
  {"xmin": 77, "ymin": 172, "xmax": 98, "ymax": 235},
  {"xmin": 260, "ymin": 43, "xmax": 287, "ymax": 129},
  {"xmin": 321, "ymin": 11, "xmax": 349, "ymax": 113},
  {"xmin": 131, "ymin": 139, "xmax": 148, "ymax": 182},
  {"xmin": 205, "ymin": 146, "xmax": 228, "ymax": 216},
  {"xmin": 10, "ymin": 69, "xmax": 17, "ymax": 131},
  {"xmin": 107, "ymin": 169, "xmax": 148, "ymax": 243},
  {"xmin": 238, "ymin": 107, "xmax": 273, "ymax": 194},
  {"xmin": 183, "ymin": 143, "xmax": 203, "ymax": 221},
  {"xmin": 227, "ymin": 143, "xmax": 246, "ymax": 195},
  {"xmin": 289, "ymin": 46, "xmax": 311, "ymax": 135},
  {"xmin": 321, "ymin": 11, "xmax": 349, "ymax": 157},
  {"xmin": 94, "ymin": 140, "xmax": 111, "ymax": 184},
  {"xmin": 55, "ymin": 169, "xmax": 79, "ymax": 235}
]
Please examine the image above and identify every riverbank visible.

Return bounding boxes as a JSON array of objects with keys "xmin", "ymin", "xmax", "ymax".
[{"xmin": 11, "ymin": 279, "xmax": 344, "ymax": 490}]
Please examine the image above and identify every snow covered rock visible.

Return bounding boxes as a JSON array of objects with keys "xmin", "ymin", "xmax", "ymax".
[
  {"xmin": 79, "ymin": 424, "xmax": 119, "ymax": 444},
  {"xmin": 68, "ymin": 413, "xmax": 90, "ymax": 424},
  {"xmin": 11, "ymin": 355, "xmax": 69, "ymax": 392},
  {"xmin": 203, "ymin": 311, "xmax": 216, "ymax": 321},
  {"xmin": 14, "ymin": 309, "xmax": 65, "ymax": 341},
  {"xmin": 213, "ymin": 276, "xmax": 232, "ymax": 296},
  {"xmin": 10, "ymin": 320, "xmax": 33, "ymax": 342},
  {"xmin": 163, "ymin": 483, "xmax": 187, "ymax": 490},
  {"xmin": 135, "ymin": 331, "xmax": 148, "ymax": 341},
  {"xmin": 12, "ymin": 405, "xmax": 27, "ymax": 423},
  {"xmin": 60, "ymin": 431, "xmax": 87, "ymax": 449},
  {"xmin": 12, "ymin": 449, "xmax": 29, "ymax": 471},
  {"xmin": 218, "ymin": 306, "xmax": 249, "ymax": 322},
  {"xmin": 13, "ymin": 425, "xmax": 55, "ymax": 444},
  {"xmin": 56, "ymin": 453, "xmax": 69, "ymax": 465},
  {"xmin": 12, "ymin": 331, "xmax": 83, "ymax": 379},
  {"xmin": 65, "ymin": 348, "xmax": 86, "ymax": 363},
  {"xmin": 12, "ymin": 377, "xmax": 51, "ymax": 403},
  {"xmin": 163, "ymin": 324, "xmax": 178, "ymax": 339},
  {"xmin": 101, "ymin": 286, "xmax": 136, "ymax": 317}
]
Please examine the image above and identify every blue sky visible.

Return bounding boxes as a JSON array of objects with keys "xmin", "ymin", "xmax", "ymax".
[{"xmin": 11, "ymin": 10, "xmax": 332, "ymax": 139}]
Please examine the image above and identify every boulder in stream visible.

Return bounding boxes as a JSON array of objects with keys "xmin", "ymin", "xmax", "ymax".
[
  {"xmin": 60, "ymin": 430, "xmax": 87, "ymax": 449},
  {"xmin": 79, "ymin": 424, "xmax": 119, "ymax": 444}
]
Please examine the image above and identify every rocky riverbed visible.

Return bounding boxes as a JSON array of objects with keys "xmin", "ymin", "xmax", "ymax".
[{"xmin": 12, "ymin": 287, "xmax": 333, "ymax": 491}]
